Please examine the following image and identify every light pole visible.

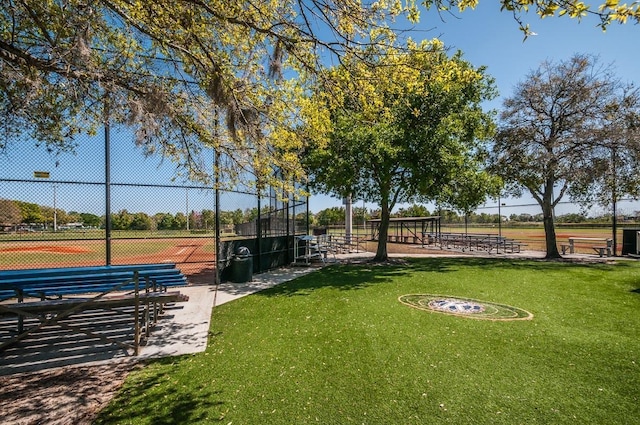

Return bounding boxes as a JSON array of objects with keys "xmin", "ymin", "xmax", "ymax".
[
  {"xmin": 53, "ymin": 184, "xmax": 58, "ymax": 232},
  {"xmin": 186, "ymin": 188, "xmax": 189, "ymax": 231},
  {"xmin": 344, "ymin": 195, "xmax": 352, "ymax": 244},
  {"xmin": 611, "ymin": 145, "xmax": 618, "ymax": 256},
  {"xmin": 363, "ymin": 199, "xmax": 366, "ymax": 238}
]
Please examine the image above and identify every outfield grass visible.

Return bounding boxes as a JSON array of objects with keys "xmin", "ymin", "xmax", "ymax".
[{"xmin": 95, "ymin": 258, "xmax": 640, "ymax": 424}]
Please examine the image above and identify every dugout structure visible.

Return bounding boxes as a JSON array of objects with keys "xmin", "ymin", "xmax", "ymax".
[{"xmin": 368, "ymin": 216, "xmax": 441, "ymax": 246}]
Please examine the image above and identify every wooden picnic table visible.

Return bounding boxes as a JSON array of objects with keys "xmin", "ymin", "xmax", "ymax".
[{"xmin": 562, "ymin": 237, "xmax": 613, "ymax": 257}]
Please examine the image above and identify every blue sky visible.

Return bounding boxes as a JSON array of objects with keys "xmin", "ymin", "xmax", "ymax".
[{"xmin": 309, "ymin": 5, "xmax": 640, "ymax": 216}]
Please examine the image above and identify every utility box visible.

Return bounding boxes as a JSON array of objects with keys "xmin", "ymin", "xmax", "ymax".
[
  {"xmin": 230, "ymin": 246, "xmax": 253, "ymax": 283},
  {"xmin": 621, "ymin": 228, "xmax": 640, "ymax": 257}
]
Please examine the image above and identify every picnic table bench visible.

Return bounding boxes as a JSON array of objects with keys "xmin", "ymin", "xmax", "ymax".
[
  {"xmin": 561, "ymin": 237, "xmax": 613, "ymax": 257},
  {"xmin": 504, "ymin": 239, "xmax": 527, "ymax": 253},
  {"xmin": 434, "ymin": 233, "xmax": 526, "ymax": 254},
  {"xmin": 0, "ymin": 263, "xmax": 189, "ymax": 355}
]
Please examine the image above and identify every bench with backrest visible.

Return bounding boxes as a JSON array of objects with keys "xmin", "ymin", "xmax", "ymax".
[{"xmin": 0, "ymin": 263, "xmax": 189, "ymax": 355}]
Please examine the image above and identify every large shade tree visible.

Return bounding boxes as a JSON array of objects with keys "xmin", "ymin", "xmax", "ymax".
[
  {"xmin": 1, "ymin": 1, "xmax": 638, "ymax": 190},
  {"xmin": 489, "ymin": 54, "xmax": 640, "ymax": 258},
  {"xmin": 302, "ymin": 41, "xmax": 497, "ymax": 261},
  {"xmin": 572, "ymin": 85, "xmax": 640, "ymax": 254}
]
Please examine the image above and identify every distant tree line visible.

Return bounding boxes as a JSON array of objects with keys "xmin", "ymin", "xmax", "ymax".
[
  {"xmin": 2, "ymin": 198, "xmax": 636, "ymax": 233},
  {"xmin": 312, "ymin": 204, "xmax": 639, "ymax": 227},
  {"xmin": 0, "ymin": 199, "xmax": 311, "ymax": 232}
]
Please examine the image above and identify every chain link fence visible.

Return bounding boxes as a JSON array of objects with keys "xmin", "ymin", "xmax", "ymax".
[
  {"xmin": 317, "ymin": 197, "xmax": 640, "ymax": 257},
  {"xmin": 5, "ymin": 125, "xmax": 638, "ymax": 272},
  {"xmin": 0, "ymin": 126, "xmax": 308, "ymax": 282}
]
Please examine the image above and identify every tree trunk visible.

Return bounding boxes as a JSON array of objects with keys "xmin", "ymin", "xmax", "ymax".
[
  {"xmin": 374, "ymin": 199, "xmax": 390, "ymax": 262},
  {"xmin": 542, "ymin": 190, "xmax": 561, "ymax": 259}
]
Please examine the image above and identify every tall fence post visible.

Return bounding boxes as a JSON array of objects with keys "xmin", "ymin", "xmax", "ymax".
[
  {"xmin": 306, "ymin": 187, "xmax": 310, "ymax": 235},
  {"xmin": 257, "ymin": 190, "xmax": 262, "ymax": 273},
  {"xmin": 215, "ymin": 149, "xmax": 221, "ymax": 284},
  {"xmin": 286, "ymin": 188, "xmax": 290, "ymax": 264},
  {"xmin": 104, "ymin": 95, "xmax": 112, "ymax": 266}
]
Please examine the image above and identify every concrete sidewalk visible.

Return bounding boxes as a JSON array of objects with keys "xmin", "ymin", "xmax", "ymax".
[{"xmin": 140, "ymin": 265, "xmax": 322, "ymax": 360}]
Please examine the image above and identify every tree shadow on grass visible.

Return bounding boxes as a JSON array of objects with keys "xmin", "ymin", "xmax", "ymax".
[
  {"xmin": 95, "ymin": 356, "xmax": 226, "ymax": 424},
  {"xmin": 257, "ymin": 256, "xmax": 639, "ymax": 298},
  {"xmin": 407, "ymin": 256, "xmax": 639, "ymax": 273},
  {"xmin": 255, "ymin": 261, "xmax": 411, "ymax": 297}
]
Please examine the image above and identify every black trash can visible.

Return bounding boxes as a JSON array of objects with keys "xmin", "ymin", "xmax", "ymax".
[
  {"xmin": 230, "ymin": 246, "xmax": 253, "ymax": 283},
  {"xmin": 622, "ymin": 228, "xmax": 640, "ymax": 256}
]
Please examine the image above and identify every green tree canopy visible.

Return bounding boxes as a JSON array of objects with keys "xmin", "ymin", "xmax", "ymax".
[
  {"xmin": 315, "ymin": 207, "xmax": 346, "ymax": 226},
  {"xmin": 395, "ymin": 204, "xmax": 432, "ymax": 218},
  {"xmin": 111, "ymin": 209, "xmax": 133, "ymax": 230},
  {"xmin": 130, "ymin": 212, "xmax": 152, "ymax": 231},
  {"xmin": 0, "ymin": 199, "xmax": 21, "ymax": 226},
  {"xmin": 79, "ymin": 212, "xmax": 101, "ymax": 228},
  {"xmin": 490, "ymin": 54, "xmax": 640, "ymax": 258},
  {"xmin": 303, "ymin": 41, "xmax": 497, "ymax": 261},
  {"xmin": 16, "ymin": 201, "xmax": 43, "ymax": 224}
]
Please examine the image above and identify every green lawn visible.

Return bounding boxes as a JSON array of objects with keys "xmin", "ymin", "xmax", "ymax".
[{"xmin": 96, "ymin": 258, "xmax": 640, "ymax": 424}]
